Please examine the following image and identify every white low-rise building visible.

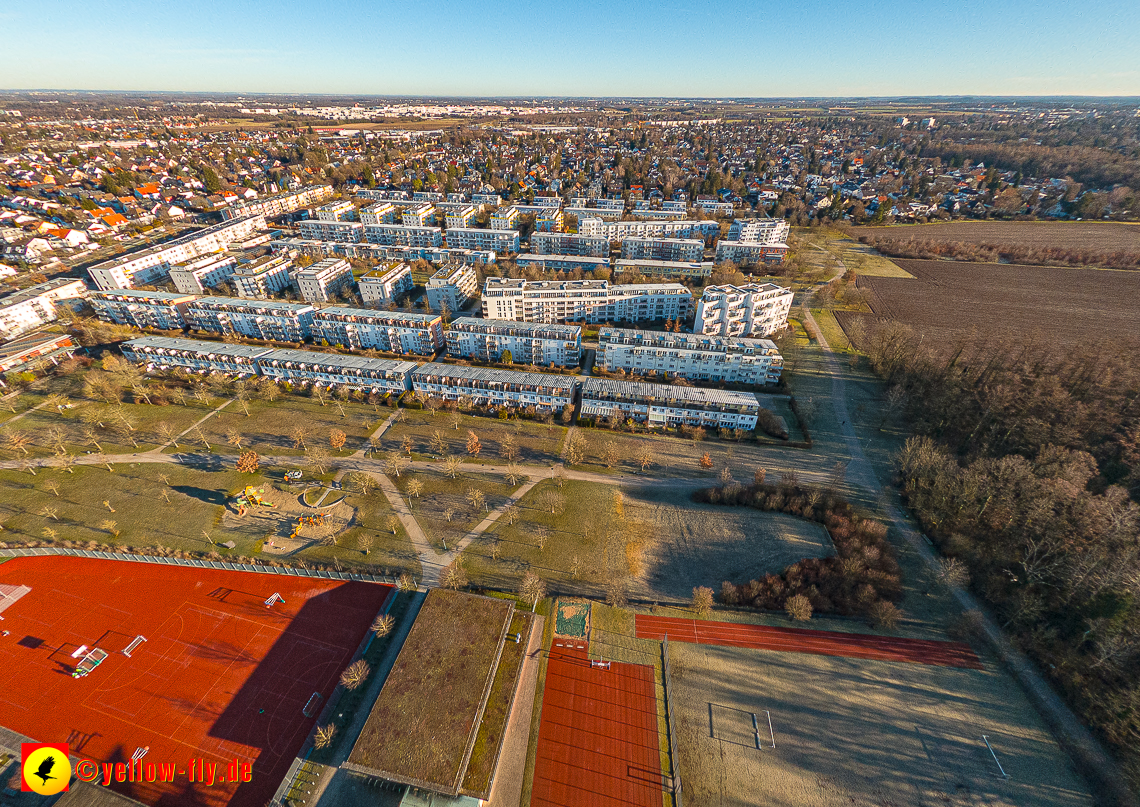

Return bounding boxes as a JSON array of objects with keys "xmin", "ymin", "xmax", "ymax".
[
  {"xmin": 170, "ymin": 253, "xmax": 238, "ymax": 295},
  {"xmin": 0, "ymin": 278, "xmax": 88, "ymax": 340},
  {"xmin": 293, "ymin": 258, "xmax": 355, "ymax": 303},
  {"xmin": 445, "ymin": 228, "xmax": 519, "ymax": 254},
  {"xmin": 580, "ymin": 378, "xmax": 761, "ymax": 430},
  {"xmin": 714, "ymin": 241, "xmax": 789, "ymax": 264},
  {"xmin": 481, "ymin": 278, "xmax": 690, "ymax": 324},
  {"xmin": 515, "ymin": 254, "xmax": 610, "ymax": 273},
  {"xmin": 446, "ymin": 317, "xmax": 581, "ymax": 367},
  {"xmin": 222, "ymin": 185, "xmax": 333, "ymax": 221},
  {"xmin": 411, "ymin": 364, "xmax": 574, "ymax": 412},
  {"xmin": 122, "ymin": 336, "xmax": 272, "ymax": 376},
  {"xmin": 186, "ymin": 297, "xmax": 316, "ymax": 342},
  {"xmin": 613, "ymin": 259, "xmax": 713, "ymax": 278},
  {"xmin": 694, "ymin": 283, "xmax": 793, "ymax": 337},
  {"xmin": 358, "ymin": 262, "xmax": 414, "ymax": 306},
  {"xmin": 619, "ymin": 237, "xmax": 704, "ymax": 263},
  {"xmin": 90, "ymin": 289, "xmax": 198, "ymax": 330},
  {"xmin": 231, "ymin": 254, "xmax": 294, "ymax": 299},
  {"xmin": 311, "ymin": 308, "xmax": 443, "ymax": 355},
  {"xmin": 426, "ymin": 263, "xmax": 479, "ymax": 313},
  {"xmin": 726, "ymin": 219, "xmax": 790, "ymax": 243},
  {"xmin": 598, "ymin": 327, "xmax": 782, "ymax": 384}
]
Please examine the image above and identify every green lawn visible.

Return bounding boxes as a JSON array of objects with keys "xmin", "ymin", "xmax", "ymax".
[
  {"xmin": 810, "ymin": 308, "xmax": 852, "ymax": 351},
  {"xmin": 379, "ymin": 409, "xmax": 567, "ymax": 466}
]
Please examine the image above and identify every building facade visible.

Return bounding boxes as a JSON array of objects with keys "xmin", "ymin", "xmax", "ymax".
[
  {"xmin": 186, "ymin": 297, "xmax": 316, "ymax": 342},
  {"xmin": 89, "ymin": 289, "xmax": 198, "ymax": 330},
  {"xmin": 410, "ymin": 364, "xmax": 574, "ymax": 412},
  {"xmin": 445, "ymin": 228, "xmax": 519, "ymax": 254},
  {"xmin": 121, "ymin": 336, "xmax": 273, "ymax": 375},
  {"xmin": 293, "ymin": 258, "xmax": 354, "ymax": 303},
  {"xmin": 530, "ymin": 232, "xmax": 609, "ymax": 257},
  {"xmin": 514, "ymin": 254, "xmax": 610, "ymax": 273},
  {"xmin": 480, "ymin": 278, "xmax": 690, "ymax": 324},
  {"xmin": 580, "ymin": 378, "xmax": 761, "ymax": 430},
  {"xmin": 426, "ymin": 263, "xmax": 478, "ymax": 312},
  {"xmin": 694, "ymin": 283, "xmax": 793, "ymax": 337},
  {"xmin": 221, "ymin": 185, "xmax": 333, "ymax": 221},
  {"xmin": 0, "ymin": 278, "xmax": 88, "ymax": 340},
  {"xmin": 298, "ymin": 219, "xmax": 363, "ymax": 243},
  {"xmin": 358, "ymin": 262, "xmax": 414, "ymax": 306},
  {"xmin": 597, "ymin": 327, "xmax": 782, "ymax": 384},
  {"xmin": 619, "ymin": 237, "xmax": 704, "ymax": 263},
  {"xmin": 311, "ymin": 308, "xmax": 443, "ymax": 355},
  {"xmin": 254, "ymin": 349, "xmax": 415, "ymax": 394},
  {"xmin": 230, "ymin": 254, "xmax": 294, "ymax": 299},
  {"xmin": 577, "ymin": 218, "xmax": 718, "ymax": 241},
  {"xmin": 446, "ymin": 317, "xmax": 581, "ymax": 367},
  {"xmin": 169, "ymin": 254, "xmax": 238, "ymax": 295},
  {"xmin": 362, "ymin": 224, "xmax": 443, "ymax": 248},
  {"xmin": 613, "ymin": 259, "xmax": 713, "ymax": 278}
]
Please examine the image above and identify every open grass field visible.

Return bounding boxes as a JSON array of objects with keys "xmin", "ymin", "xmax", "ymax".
[
  {"xmin": 377, "ymin": 409, "xmax": 568, "ymax": 465},
  {"xmin": 861, "ymin": 220, "xmax": 1140, "ymax": 251},
  {"xmin": 189, "ymin": 396, "xmax": 384, "ymax": 457},
  {"xmin": 0, "ymin": 555, "xmax": 391, "ymax": 807},
  {"xmin": 392, "ymin": 468, "xmax": 521, "ymax": 553},
  {"xmin": 793, "ymin": 228, "xmax": 914, "ymax": 277},
  {"xmin": 852, "ymin": 259, "xmax": 1140, "ymax": 347},
  {"xmin": 668, "ymin": 640, "xmax": 1095, "ymax": 807}
]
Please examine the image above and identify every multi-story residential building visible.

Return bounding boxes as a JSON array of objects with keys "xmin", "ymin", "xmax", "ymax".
[
  {"xmin": 446, "ymin": 318, "xmax": 581, "ymax": 367},
  {"xmin": 121, "ymin": 336, "xmax": 272, "ymax": 375},
  {"xmin": 662, "ymin": 200, "xmax": 688, "ymax": 212},
  {"xmin": 533, "ymin": 195, "xmax": 562, "ymax": 209},
  {"xmin": 726, "ymin": 219, "xmax": 790, "ymax": 243},
  {"xmin": 629, "ymin": 207, "xmax": 688, "ymax": 220},
  {"xmin": 535, "ymin": 209, "xmax": 564, "ymax": 233},
  {"xmin": 410, "ymin": 364, "xmax": 574, "ymax": 412},
  {"xmin": 613, "ymin": 259, "xmax": 713, "ymax": 278},
  {"xmin": 362, "ymin": 224, "xmax": 443, "ymax": 248},
  {"xmin": 293, "ymin": 258, "xmax": 355, "ymax": 303},
  {"xmin": 530, "ymin": 232, "xmax": 609, "ymax": 257},
  {"xmin": 443, "ymin": 205, "xmax": 477, "ymax": 229},
  {"xmin": 311, "ymin": 308, "xmax": 443, "ymax": 355},
  {"xmin": 490, "ymin": 206, "xmax": 518, "ymax": 230},
  {"xmin": 87, "ymin": 215, "xmax": 267, "ymax": 290},
  {"xmin": 714, "ymin": 241, "xmax": 789, "ymax": 264},
  {"xmin": 0, "ymin": 278, "xmax": 88, "ymax": 339},
  {"xmin": 401, "ymin": 203, "xmax": 437, "ymax": 227},
  {"xmin": 481, "ymin": 279, "xmax": 690, "ymax": 324},
  {"xmin": 359, "ymin": 202, "xmax": 397, "ymax": 225},
  {"xmin": 619, "ymin": 237, "xmax": 704, "ymax": 263},
  {"xmin": 269, "ymin": 238, "xmax": 484, "ymax": 264},
  {"xmin": 169, "ymin": 253, "xmax": 238, "ymax": 295},
  {"xmin": 358, "ymin": 262, "xmax": 413, "ymax": 306},
  {"xmin": 314, "ymin": 200, "xmax": 355, "ymax": 222},
  {"xmin": 471, "ymin": 193, "xmax": 502, "ymax": 207},
  {"xmin": 413, "ymin": 191, "xmax": 444, "ymax": 202},
  {"xmin": 89, "ymin": 289, "xmax": 198, "ymax": 330},
  {"xmin": 514, "ymin": 254, "xmax": 611, "ymax": 273},
  {"xmin": 695, "ymin": 198, "xmax": 735, "ymax": 216},
  {"xmin": 298, "ymin": 219, "xmax": 363, "ymax": 243},
  {"xmin": 221, "ymin": 185, "xmax": 333, "ymax": 221},
  {"xmin": 0, "ymin": 332, "xmax": 78, "ymax": 374},
  {"xmin": 186, "ymin": 297, "xmax": 316, "ymax": 342},
  {"xmin": 255, "ymin": 349, "xmax": 416, "ymax": 394},
  {"xmin": 577, "ymin": 218, "xmax": 719, "ymax": 241},
  {"xmin": 426, "ymin": 263, "xmax": 478, "ymax": 312},
  {"xmin": 597, "ymin": 328, "xmax": 783, "ymax": 384},
  {"xmin": 580, "ymin": 378, "xmax": 761, "ymax": 430},
  {"xmin": 230, "ymin": 254, "xmax": 294, "ymax": 299},
  {"xmin": 445, "ymin": 228, "xmax": 519, "ymax": 254},
  {"xmin": 694, "ymin": 283, "xmax": 793, "ymax": 337},
  {"xmin": 565, "ymin": 205, "xmax": 623, "ymax": 221}
]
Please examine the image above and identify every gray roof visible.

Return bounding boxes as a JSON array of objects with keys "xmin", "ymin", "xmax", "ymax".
[
  {"xmin": 260, "ymin": 349, "xmax": 417, "ymax": 375},
  {"xmin": 122, "ymin": 335, "xmax": 274, "ymax": 360},
  {"xmin": 583, "ymin": 377, "xmax": 760, "ymax": 408},
  {"xmin": 190, "ymin": 296, "xmax": 316, "ymax": 313},
  {"xmin": 0, "ymin": 277, "xmax": 86, "ymax": 307},
  {"xmin": 91, "ymin": 288, "xmax": 197, "ymax": 303},
  {"xmin": 449, "ymin": 317, "xmax": 580, "ymax": 337},
  {"xmin": 598, "ymin": 327, "xmax": 777, "ymax": 353},
  {"xmin": 315, "ymin": 306, "xmax": 439, "ymax": 325},
  {"xmin": 412, "ymin": 363, "xmax": 575, "ymax": 391}
]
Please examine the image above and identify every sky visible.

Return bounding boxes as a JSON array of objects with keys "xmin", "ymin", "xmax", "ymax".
[{"xmin": 3, "ymin": 0, "xmax": 1138, "ymax": 97}]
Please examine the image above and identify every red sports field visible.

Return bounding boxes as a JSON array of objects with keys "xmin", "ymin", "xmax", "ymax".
[
  {"xmin": 531, "ymin": 642, "xmax": 663, "ymax": 807},
  {"xmin": 636, "ymin": 614, "xmax": 983, "ymax": 669},
  {"xmin": 0, "ymin": 556, "xmax": 392, "ymax": 807}
]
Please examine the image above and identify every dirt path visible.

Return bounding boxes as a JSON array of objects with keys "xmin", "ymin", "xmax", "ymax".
[
  {"xmin": 150, "ymin": 397, "xmax": 234, "ymax": 452},
  {"xmin": 486, "ymin": 615, "xmax": 546, "ymax": 807},
  {"xmin": 369, "ymin": 470, "xmax": 442, "ymax": 585}
]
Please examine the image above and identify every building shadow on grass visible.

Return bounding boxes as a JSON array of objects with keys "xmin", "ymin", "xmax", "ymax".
[{"xmin": 172, "ymin": 485, "xmax": 228, "ymax": 506}]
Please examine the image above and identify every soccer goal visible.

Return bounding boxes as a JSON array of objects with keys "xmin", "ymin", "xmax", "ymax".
[
  {"xmin": 123, "ymin": 635, "xmax": 147, "ymax": 657},
  {"xmin": 302, "ymin": 692, "xmax": 323, "ymax": 718}
]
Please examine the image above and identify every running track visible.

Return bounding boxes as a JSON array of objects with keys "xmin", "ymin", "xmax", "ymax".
[
  {"xmin": 531, "ymin": 642, "xmax": 664, "ymax": 807},
  {"xmin": 636, "ymin": 614, "xmax": 983, "ymax": 669}
]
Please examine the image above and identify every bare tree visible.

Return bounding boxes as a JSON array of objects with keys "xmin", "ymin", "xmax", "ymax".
[
  {"xmin": 43, "ymin": 480, "xmax": 60, "ymax": 497},
  {"xmin": 157, "ymin": 421, "xmax": 179, "ymax": 448},
  {"xmin": 443, "ymin": 507, "xmax": 456, "ymax": 523},
  {"xmin": 443, "ymin": 455, "xmax": 463, "ymax": 478},
  {"xmin": 785, "ymin": 594, "xmax": 813, "ymax": 621},
  {"xmin": 406, "ymin": 477, "xmax": 424, "ymax": 498},
  {"xmin": 226, "ymin": 429, "xmax": 246, "ymax": 451},
  {"xmin": 340, "ymin": 659, "xmax": 370, "ymax": 691},
  {"xmin": 450, "ymin": 412, "xmax": 462, "ymax": 431},
  {"xmin": 505, "ymin": 464, "xmax": 525, "ymax": 486},
  {"xmin": 519, "ymin": 572, "xmax": 546, "ymax": 612},
  {"xmin": 329, "ymin": 428, "xmax": 347, "ymax": 451},
  {"xmin": 536, "ymin": 490, "xmax": 566, "ymax": 515},
  {"xmin": 98, "ymin": 519, "xmax": 119, "ymax": 538},
  {"xmin": 396, "ymin": 572, "xmax": 416, "ymax": 591},
  {"xmin": 569, "ymin": 555, "xmax": 582, "ymax": 579},
  {"xmin": 566, "ymin": 434, "xmax": 586, "ymax": 465},
  {"xmin": 499, "ymin": 434, "xmax": 519, "ymax": 461},
  {"xmin": 372, "ymin": 614, "xmax": 395, "ymax": 637},
  {"xmin": 4, "ymin": 431, "xmax": 30, "ymax": 456},
  {"xmin": 504, "ymin": 505, "xmax": 520, "ymax": 525},
  {"xmin": 314, "ymin": 724, "xmax": 337, "ymax": 750},
  {"xmin": 466, "ymin": 430, "xmax": 482, "ymax": 457},
  {"xmin": 386, "ymin": 452, "xmax": 409, "ymax": 478},
  {"xmin": 691, "ymin": 586, "xmax": 715, "ymax": 618},
  {"xmin": 441, "ymin": 558, "xmax": 468, "ymax": 590},
  {"xmin": 429, "ymin": 429, "xmax": 447, "ymax": 455},
  {"xmin": 385, "ymin": 514, "xmax": 401, "ymax": 534},
  {"xmin": 349, "ymin": 471, "xmax": 378, "ymax": 496},
  {"xmin": 637, "ymin": 448, "xmax": 655, "ymax": 472},
  {"xmin": 466, "ymin": 488, "xmax": 487, "ymax": 511},
  {"xmin": 401, "ymin": 434, "xmax": 413, "ymax": 455},
  {"xmin": 40, "ymin": 506, "xmax": 59, "ymax": 521},
  {"xmin": 305, "ymin": 446, "xmax": 331, "ymax": 475},
  {"xmin": 289, "ymin": 424, "xmax": 312, "ymax": 450},
  {"xmin": 358, "ymin": 532, "xmax": 374, "ymax": 556}
]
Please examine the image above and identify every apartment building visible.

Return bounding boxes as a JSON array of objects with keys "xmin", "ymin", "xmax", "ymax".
[
  {"xmin": 314, "ymin": 200, "xmax": 355, "ymax": 222},
  {"xmin": 87, "ymin": 215, "xmax": 267, "ymax": 290},
  {"xmin": 221, "ymin": 185, "xmax": 333, "ymax": 221},
  {"xmin": 359, "ymin": 202, "xmax": 397, "ymax": 225},
  {"xmin": 298, "ymin": 219, "xmax": 363, "ymax": 243},
  {"xmin": 413, "ymin": 191, "xmax": 444, "ymax": 202},
  {"xmin": 230, "ymin": 254, "xmax": 294, "ymax": 298},
  {"xmin": 362, "ymin": 224, "xmax": 443, "ymax": 248},
  {"xmin": 471, "ymin": 193, "xmax": 503, "ymax": 207},
  {"xmin": 269, "ymin": 238, "xmax": 485, "ymax": 265},
  {"xmin": 490, "ymin": 206, "xmax": 518, "ymax": 230},
  {"xmin": 480, "ymin": 278, "xmax": 690, "ymax": 324},
  {"xmin": 695, "ymin": 198, "xmax": 735, "ymax": 216},
  {"xmin": 535, "ymin": 209, "xmax": 564, "ymax": 233},
  {"xmin": 121, "ymin": 336, "xmax": 272, "ymax": 375},
  {"xmin": 694, "ymin": 283, "xmax": 793, "ymax": 337},
  {"xmin": 530, "ymin": 232, "xmax": 609, "ymax": 258},
  {"xmin": 402, "ymin": 203, "xmax": 437, "ymax": 227},
  {"xmin": 597, "ymin": 328, "xmax": 783, "ymax": 384},
  {"xmin": 443, "ymin": 205, "xmax": 477, "ymax": 229},
  {"xmin": 577, "ymin": 218, "xmax": 719, "ymax": 241},
  {"xmin": 0, "ymin": 278, "xmax": 88, "ymax": 339},
  {"xmin": 514, "ymin": 254, "xmax": 611, "ymax": 273},
  {"xmin": 186, "ymin": 297, "xmax": 316, "ymax": 342},
  {"xmin": 410, "ymin": 364, "xmax": 574, "ymax": 412},
  {"xmin": 255, "ymin": 349, "xmax": 416, "ymax": 394},
  {"xmin": 445, "ymin": 228, "xmax": 519, "ymax": 254},
  {"xmin": 613, "ymin": 259, "xmax": 713, "ymax": 278},
  {"xmin": 426, "ymin": 263, "xmax": 478, "ymax": 312},
  {"xmin": 169, "ymin": 253, "xmax": 237, "ymax": 295},
  {"xmin": 726, "ymin": 219, "xmax": 790, "ymax": 244},
  {"xmin": 565, "ymin": 206, "xmax": 623, "ymax": 221},
  {"xmin": 580, "ymin": 378, "xmax": 761, "ymax": 430},
  {"xmin": 358, "ymin": 262, "xmax": 413, "ymax": 306},
  {"xmin": 293, "ymin": 258, "xmax": 354, "ymax": 303},
  {"xmin": 714, "ymin": 241, "xmax": 789, "ymax": 264},
  {"xmin": 89, "ymin": 289, "xmax": 197, "ymax": 330},
  {"xmin": 629, "ymin": 208, "xmax": 688, "ymax": 220},
  {"xmin": 312, "ymin": 307, "xmax": 443, "ymax": 355},
  {"xmin": 619, "ymin": 237, "xmax": 704, "ymax": 263},
  {"xmin": 446, "ymin": 317, "xmax": 581, "ymax": 367}
]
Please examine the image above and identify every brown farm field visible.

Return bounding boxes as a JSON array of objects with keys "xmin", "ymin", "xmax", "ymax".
[
  {"xmin": 861, "ymin": 221, "xmax": 1140, "ymax": 251},
  {"xmin": 847, "ymin": 259, "xmax": 1140, "ymax": 348}
]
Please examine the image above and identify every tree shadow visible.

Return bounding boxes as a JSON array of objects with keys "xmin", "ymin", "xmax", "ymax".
[{"xmin": 172, "ymin": 486, "xmax": 228, "ymax": 506}]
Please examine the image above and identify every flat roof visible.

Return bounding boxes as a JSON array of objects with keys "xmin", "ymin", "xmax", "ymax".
[
  {"xmin": 260, "ymin": 348, "xmax": 418, "ymax": 374},
  {"xmin": 91, "ymin": 288, "xmax": 198, "ymax": 302},
  {"xmin": 190, "ymin": 295, "xmax": 316, "ymax": 313},
  {"xmin": 0, "ymin": 277, "xmax": 86, "ymax": 307},
  {"xmin": 449, "ymin": 317, "xmax": 580, "ymax": 336},
  {"xmin": 583, "ymin": 377, "xmax": 760, "ymax": 408},
  {"xmin": 123, "ymin": 335, "xmax": 275, "ymax": 360},
  {"xmin": 316, "ymin": 306, "xmax": 439, "ymax": 324},
  {"xmin": 599, "ymin": 326, "xmax": 777, "ymax": 352},
  {"xmin": 412, "ymin": 363, "xmax": 576, "ymax": 391}
]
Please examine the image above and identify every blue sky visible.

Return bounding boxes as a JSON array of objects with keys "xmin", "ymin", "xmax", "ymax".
[{"xmin": 3, "ymin": 0, "xmax": 1138, "ymax": 96}]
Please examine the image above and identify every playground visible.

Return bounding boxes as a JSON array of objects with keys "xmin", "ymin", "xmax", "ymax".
[
  {"xmin": 0, "ymin": 555, "xmax": 392, "ymax": 807},
  {"xmin": 221, "ymin": 485, "xmax": 356, "ymax": 556}
]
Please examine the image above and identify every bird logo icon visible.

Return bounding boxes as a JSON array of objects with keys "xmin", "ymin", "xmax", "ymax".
[{"xmin": 21, "ymin": 744, "xmax": 71, "ymax": 795}]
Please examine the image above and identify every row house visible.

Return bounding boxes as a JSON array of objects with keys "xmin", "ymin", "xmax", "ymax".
[
  {"xmin": 410, "ymin": 364, "xmax": 574, "ymax": 412},
  {"xmin": 358, "ymin": 262, "xmax": 414, "ymax": 305},
  {"xmin": 580, "ymin": 378, "xmax": 761, "ymax": 430},
  {"xmin": 89, "ymin": 289, "xmax": 197, "ymax": 330},
  {"xmin": 186, "ymin": 297, "xmax": 316, "ymax": 342},
  {"xmin": 694, "ymin": 283, "xmax": 793, "ymax": 338},
  {"xmin": 310, "ymin": 307, "xmax": 443, "ymax": 355},
  {"xmin": 446, "ymin": 317, "xmax": 581, "ymax": 367},
  {"xmin": 597, "ymin": 327, "xmax": 782, "ymax": 385}
]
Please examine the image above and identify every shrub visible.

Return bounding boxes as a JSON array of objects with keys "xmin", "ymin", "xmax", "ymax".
[
  {"xmin": 867, "ymin": 600, "xmax": 902, "ymax": 631},
  {"xmin": 785, "ymin": 594, "xmax": 813, "ymax": 621}
]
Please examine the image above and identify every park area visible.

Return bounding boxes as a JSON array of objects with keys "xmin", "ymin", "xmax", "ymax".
[{"xmin": 0, "ymin": 555, "xmax": 391, "ymax": 807}]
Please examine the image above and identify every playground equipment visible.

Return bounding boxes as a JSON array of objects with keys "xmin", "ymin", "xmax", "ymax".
[
  {"xmin": 289, "ymin": 512, "xmax": 331, "ymax": 540},
  {"xmin": 284, "ymin": 470, "xmax": 302, "ymax": 482},
  {"xmin": 232, "ymin": 486, "xmax": 277, "ymax": 517},
  {"xmin": 73, "ymin": 647, "xmax": 108, "ymax": 679}
]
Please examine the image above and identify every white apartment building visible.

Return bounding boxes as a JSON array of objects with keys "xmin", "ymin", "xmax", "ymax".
[
  {"xmin": 269, "ymin": 238, "xmax": 486, "ymax": 265},
  {"xmin": 597, "ymin": 327, "xmax": 783, "ymax": 385},
  {"xmin": 231, "ymin": 254, "xmax": 294, "ymax": 298},
  {"xmin": 695, "ymin": 198, "xmax": 735, "ymax": 216},
  {"xmin": 314, "ymin": 200, "xmax": 355, "ymax": 222},
  {"xmin": 293, "ymin": 258, "xmax": 355, "ymax": 303},
  {"xmin": 222, "ymin": 185, "xmax": 333, "ymax": 221},
  {"xmin": 359, "ymin": 202, "xmax": 397, "ymax": 225},
  {"xmin": 298, "ymin": 219, "xmax": 363, "ymax": 243},
  {"xmin": 577, "ymin": 218, "xmax": 719, "ymax": 241},
  {"xmin": 311, "ymin": 308, "xmax": 444, "ymax": 355},
  {"xmin": 446, "ymin": 318, "xmax": 581, "ymax": 367},
  {"xmin": 87, "ymin": 215, "xmax": 267, "ymax": 290},
  {"xmin": 726, "ymin": 218, "xmax": 790, "ymax": 243},
  {"xmin": 490, "ymin": 206, "xmax": 519, "ymax": 230},
  {"xmin": 445, "ymin": 228, "xmax": 519, "ymax": 254},
  {"xmin": 694, "ymin": 283, "xmax": 793, "ymax": 338},
  {"xmin": 566, "ymin": 206, "xmax": 623, "ymax": 221},
  {"xmin": 0, "ymin": 278, "xmax": 88, "ymax": 340},
  {"xmin": 255, "ymin": 349, "xmax": 416, "ymax": 394},
  {"xmin": 714, "ymin": 241, "xmax": 789, "ymax": 264},
  {"xmin": 170, "ymin": 253, "xmax": 238, "ymax": 295},
  {"xmin": 533, "ymin": 195, "xmax": 562, "ymax": 208},
  {"xmin": 410, "ymin": 364, "xmax": 574, "ymax": 412},
  {"xmin": 122, "ymin": 336, "xmax": 273, "ymax": 376},
  {"xmin": 472, "ymin": 193, "xmax": 503, "ymax": 207},
  {"xmin": 531, "ymin": 232, "xmax": 609, "ymax": 257},
  {"xmin": 629, "ymin": 208, "xmax": 688, "ymax": 220},
  {"xmin": 619, "ymin": 237, "xmax": 704, "ymax": 263},
  {"xmin": 362, "ymin": 224, "xmax": 443, "ymax": 248},
  {"xmin": 515, "ymin": 254, "xmax": 611, "ymax": 273},
  {"xmin": 186, "ymin": 297, "xmax": 316, "ymax": 342},
  {"xmin": 402, "ymin": 203, "xmax": 437, "ymax": 227},
  {"xmin": 90, "ymin": 289, "xmax": 198, "ymax": 330},
  {"xmin": 480, "ymin": 279, "xmax": 691, "ymax": 324},
  {"xmin": 358, "ymin": 262, "xmax": 413, "ymax": 306},
  {"xmin": 614, "ymin": 259, "xmax": 713, "ymax": 278},
  {"xmin": 413, "ymin": 191, "xmax": 444, "ymax": 202},
  {"xmin": 443, "ymin": 205, "xmax": 477, "ymax": 229},
  {"xmin": 426, "ymin": 263, "xmax": 478, "ymax": 312},
  {"xmin": 581, "ymin": 378, "xmax": 761, "ymax": 430}
]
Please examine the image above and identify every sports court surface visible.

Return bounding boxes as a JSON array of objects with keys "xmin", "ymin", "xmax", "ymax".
[
  {"xmin": 636, "ymin": 614, "xmax": 983, "ymax": 669},
  {"xmin": 531, "ymin": 642, "xmax": 663, "ymax": 807},
  {"xmin": 0, "ymin": 556, "xmax": 391, "ymax": 807}
]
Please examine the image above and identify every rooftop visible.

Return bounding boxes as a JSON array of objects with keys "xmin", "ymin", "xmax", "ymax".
[
  {"xmin": 449, "ymin": 317, "xmax": 580, "ymax": 336},
  {"xmin": 412, "ymin": 363, "xmax": 576, "ymax": 391},
  {"xmin": 583, "ymin": 376, "xmax": 761, "ymax": 408},
  {"xmin": 123, "ymin": 335, "xmax": 275, "ymax": 360}
]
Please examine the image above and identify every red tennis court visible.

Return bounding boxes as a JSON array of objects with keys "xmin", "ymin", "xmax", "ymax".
[
  {"xmin": 636, "ymin": 614, "xmax": 983, "ymax": 669},
  {"xmin": 0, "ymin": 556, "xmax": 392, "ymax": 807},
  {"xmin": 531, "ymin": 642, "xmax": 663, "ymax": 807}
]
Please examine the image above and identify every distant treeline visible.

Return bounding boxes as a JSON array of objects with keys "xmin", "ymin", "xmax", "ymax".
[
  {"xmin": 920, "ymin": 141, "xmax": 1140, "ymax": 193},
  {"xmin": 859, "ymin": 234, "xmax": 1140, "ymax": 269}
]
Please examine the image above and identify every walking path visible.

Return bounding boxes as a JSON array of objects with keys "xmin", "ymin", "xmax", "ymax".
[{"xmin": 152, "ymin": 397, "xmax": 233, "ymax": 451}]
